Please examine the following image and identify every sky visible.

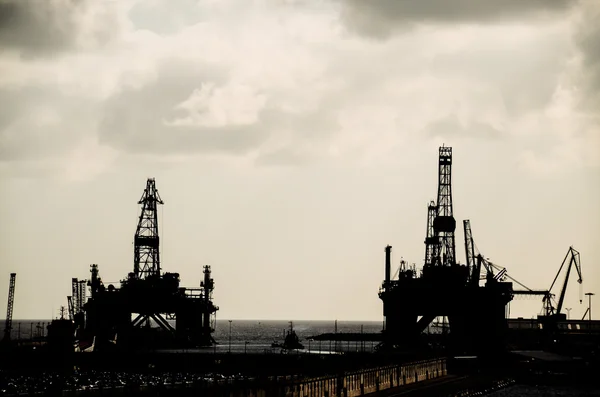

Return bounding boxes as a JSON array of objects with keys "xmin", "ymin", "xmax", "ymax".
[{"xmin": 0, "ymin": 0, "xmax": 598, "ymax": 322}]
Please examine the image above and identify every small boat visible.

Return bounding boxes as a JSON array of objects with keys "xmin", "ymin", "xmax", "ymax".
[{"xmin": 271, "ymin": 321, "xmax": 304, "ymax": 350}]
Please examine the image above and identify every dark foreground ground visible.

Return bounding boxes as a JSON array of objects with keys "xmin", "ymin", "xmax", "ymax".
[
  {"xmin": 1, "ymin": 349, "xmax": 599, "ymax": 396},
  {"xmin": 487, "ymin": 385, "xmax": 600, "ymax": 397}
]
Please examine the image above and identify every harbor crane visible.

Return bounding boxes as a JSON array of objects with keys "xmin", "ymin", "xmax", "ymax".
[
  {"xmin": 463, "ymin": 219, "xmax": 496, "ymax": 287},
  {"xmin": 541, "ymin": 246, "xmax": 582, "ymax": 320},
  {"xmin": 463, "ymin": 220, "xmax": 551, "ymax": 303}
]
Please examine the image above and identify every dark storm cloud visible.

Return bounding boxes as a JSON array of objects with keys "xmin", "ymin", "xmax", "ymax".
[
  {"xmin": 573, "ymin": 3, "xmax": 600, "ymax": 113},
  {"xmin": 339, "ymin": 0, "xmax": 576, "ymax": 39},
  {"xmin": 0, "ymin": 0, "xmax": 118, "ymax": 56}
]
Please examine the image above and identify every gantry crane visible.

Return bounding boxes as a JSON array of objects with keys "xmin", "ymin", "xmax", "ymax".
[{"xmin": 3, "ymin": 273, "xmax": 16, "ymax": 341}]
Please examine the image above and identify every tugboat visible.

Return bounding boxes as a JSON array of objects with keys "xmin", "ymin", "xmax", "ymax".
[{"xmin": 271, "ymin": 321, "xmax": 304, "ymax": 350}]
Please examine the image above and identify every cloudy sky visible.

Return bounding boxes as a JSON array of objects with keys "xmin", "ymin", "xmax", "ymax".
[{"xmin": 0, "ymin": 0, "xmax": 598, "ymax": 322}]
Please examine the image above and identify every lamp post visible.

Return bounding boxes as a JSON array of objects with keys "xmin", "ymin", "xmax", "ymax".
[
  {"xmin": 228, "ymin": 320, "xmax": 232, "ymax": 353},
  {"xmin": 585, "ymin": 293, "xmax": 595, "ymax": 327},
  {"xmin": 565, "ymin": 308, "xmax": 572, "ymax": 320}
]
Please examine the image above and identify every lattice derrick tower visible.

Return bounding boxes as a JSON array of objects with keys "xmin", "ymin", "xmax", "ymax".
[
  {"xmin": 432, "ymin": 146, "xmax": 456, "ymax": 267},
  {"xmin": 201, "ymin": 265, "xmax": 218, "ymax": 332},
  {"xmin": 134, "ymin": 178, "xmax": 164, "ymax": 279},
  {"xmin": 423, "ymin": 200, "xmax": 438, "ymax": 267}
]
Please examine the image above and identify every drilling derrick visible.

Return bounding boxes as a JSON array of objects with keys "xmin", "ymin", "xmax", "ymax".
[
  {"xmin": 432, "ymin": 146, "xmax": 456, "ymax": 268},
  {"xmin": 3, "ymin": 273, "xmax": 16, "ymax": 342},
  {"xmin": 201, "ymin": 265, "xmax": 218, "ymax": 338},
  {"xmin": 423, "ymin": 201, "xmax": 437, "ymax": 267},
  {"xmin": 134, "ymin": 178, "xmax": 163, "ymax": 279}
]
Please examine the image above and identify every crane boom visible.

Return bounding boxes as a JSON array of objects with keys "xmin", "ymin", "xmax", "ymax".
[
  {"xmin": 463, "ymin": 220, "xmax": 477, "ymax": 285},
  {"xmin": 67, "ymin": 296, "xmax": 74, "ymax": 321},
  {"xmin": 549, "ymin": 247, "xmax": 582, "ymax": 315},
  {"xmin": 3, "ymin": 273, "xmax": 16, "ymax": 341}
]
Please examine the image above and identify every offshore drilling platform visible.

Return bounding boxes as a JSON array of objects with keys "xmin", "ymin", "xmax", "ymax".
[
  {"xmin": 66, "ymin": 178, "xmax": 219, "ymax": 352},
  {"xmin": 379, "ymin": 146, "xmax": 514, "ymax": 355}
]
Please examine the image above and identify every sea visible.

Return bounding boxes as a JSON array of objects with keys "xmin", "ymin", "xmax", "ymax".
[{"xmin": 3, "ymin": 319, "xmax": 384, "ymax": 354}]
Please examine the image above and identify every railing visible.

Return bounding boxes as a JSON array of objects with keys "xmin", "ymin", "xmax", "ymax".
[{"xmin": 53, "ymin": 358, "xmax": 447, "ymax": 397}]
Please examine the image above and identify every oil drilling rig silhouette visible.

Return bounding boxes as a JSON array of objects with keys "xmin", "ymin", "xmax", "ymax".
[
  {"xmin": 378, "ymin": 146, "xmax": 591, "ymax": 354},
  {"xmin": 379, "ymin": 147, "xmax": 515, "ymax": 354},
  {"xmin": 68, "ymin": 178, "xmax": 218, "ymax": 352}
]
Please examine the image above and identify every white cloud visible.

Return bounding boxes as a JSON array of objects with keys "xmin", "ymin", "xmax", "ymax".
[
  {"xmin": 167, "ymin": 82, "xmax": 267, "ymax": 128},
  {"xmin": 0, "ymin": 0, "xmax": 598, "ymax": 177}
]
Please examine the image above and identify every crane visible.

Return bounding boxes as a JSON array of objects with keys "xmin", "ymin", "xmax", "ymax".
[
  {"xmin": 463, "ymin": 220, "xmax": 477, "ymax": 285},
  {"xmin": 543, "ymin": 246, "xmax": 582, "ymax": 319},
  {"xmin": 3, "ymin": 273, "xmax": 16, "ymax": 341},
  {"xmin": 67, "ymin": 296, "xmax": 74, "ymax": 321},
  {"xmin": 462, "ymin": 220, "xmax": 497, "ymax": 287},
  {"xmin": 462, "ymin": 221, "xmax": 552, "ymax": 308}
]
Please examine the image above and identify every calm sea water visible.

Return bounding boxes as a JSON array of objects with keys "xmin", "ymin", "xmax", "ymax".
[{"xmin": 3, "ymin": 319, "xmax": 384, "ymax": 353}]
